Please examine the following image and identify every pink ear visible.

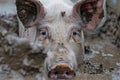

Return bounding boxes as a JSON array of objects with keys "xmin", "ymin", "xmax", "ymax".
[
  {"xmin": 73, "ymin": 0, "xmax": 106, "ymax": 30},
  {"xmin": 16, "ymin": 0, "xmax": 45, "ymax": 28}
]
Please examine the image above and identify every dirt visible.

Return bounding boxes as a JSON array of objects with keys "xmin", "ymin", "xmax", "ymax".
[{"xmin": 0, "ymin": 0, "xmax": 120, "ymax": 80}]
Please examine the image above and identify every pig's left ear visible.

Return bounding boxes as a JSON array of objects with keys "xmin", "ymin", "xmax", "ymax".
[{"xmin": 73, "ymin": 0, "xmax": 107, "ymax": 30}]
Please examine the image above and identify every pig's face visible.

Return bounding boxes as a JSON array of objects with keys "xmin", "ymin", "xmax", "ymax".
[
  {"xmin": 36, "ymin": 9, "xmax": 83, "ymax": 79},
  {"xmin": 16, "ymin": 0, "xmax": 106, "ymax": 79}
]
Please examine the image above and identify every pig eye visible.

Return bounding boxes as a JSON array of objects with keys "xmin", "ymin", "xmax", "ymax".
[
  {"xmin": 71, "ymin": 29, "xmax": 81, "ymax": 42},
  {"xmin": 41, "ymin": 31, "xmax": 47, "ymax": 36},
  {"xmin": 38, "ymin": 28, "xmax": 49, "ymax": 41},
  {"xmin": 72, "ymin": 31, "xmax": 77, "ymax": 36}
]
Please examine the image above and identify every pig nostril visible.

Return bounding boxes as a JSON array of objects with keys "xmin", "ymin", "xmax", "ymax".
[
  {"xmin": 65, "ymin": 71, "xmax": 75, "ymax": 78},
  {"xmin": 53, "ymin": 71, "xmax": 59, "ymax": 75},
  {"xmin": 66, "ymin": 71, "xmax": 71, "ymax": 75},
  {"xmin": 48, "ymin": 64, "xmax": 76, "ymax": 79},
  {"xmin": 49, "ymin": 71, "xmax": 61, "ymax": 79}
]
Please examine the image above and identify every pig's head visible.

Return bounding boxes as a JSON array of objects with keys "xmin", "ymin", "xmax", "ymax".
[{"xmin": 16, "ymin": 0, "xmax": 106, "ymax": 79}]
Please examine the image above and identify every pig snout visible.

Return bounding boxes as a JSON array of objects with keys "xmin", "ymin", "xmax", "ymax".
[
  {"xmin": 45, "ymin": 46, "xmax": 77, "ymax": 79},
  {"xmin": 48, "ymin": 63, "xmax": 76, "ymax": 79}
]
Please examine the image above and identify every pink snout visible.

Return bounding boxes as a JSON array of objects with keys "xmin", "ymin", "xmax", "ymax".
[{"xmin": 48, "ymin": 63, "xmax": 76, "ymax": 79}]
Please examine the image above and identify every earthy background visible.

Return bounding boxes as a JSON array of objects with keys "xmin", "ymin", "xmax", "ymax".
[{"xmin": 0, "ymin": 0, "xmax": 120, "ymax": 80}]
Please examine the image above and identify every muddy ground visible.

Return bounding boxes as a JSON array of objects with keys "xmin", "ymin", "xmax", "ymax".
[{"xmin": 0, "ymin": 0, "xmax": 120, "ymax": 80}]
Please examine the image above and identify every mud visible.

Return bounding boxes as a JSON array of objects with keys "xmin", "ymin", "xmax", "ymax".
[{"xmin": 0, "ymin": 0, "xmax": 120, "ymax": 80}]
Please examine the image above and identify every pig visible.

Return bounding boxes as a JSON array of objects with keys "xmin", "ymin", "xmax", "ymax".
[{"xmin": 16, "ymin": 0, "xmax": 119, "ymax": 80}]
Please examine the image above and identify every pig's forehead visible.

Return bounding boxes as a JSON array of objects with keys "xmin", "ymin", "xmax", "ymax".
[
  {"xmin": 41, "ymin": 20, "xmax": 78, "ymax": 34},
  {"xmin": 41, "ymin": 16, "xmax": 80, "ymax": 31},
  {"xmin": 39, "ymin": 0, "xmax": 80, "ymax": 29},
  {"xmin": 40, "ymin": 15, "xmax": 80, "ymax": 33},
  {"xmin": 45, "ymin": 3, "xmax": 72, "ymax": 16},
  {"xmin": 43, "ymin": 0, "xmax": 73, "ymax": 19},
  {"xmin": 39, "ymin": 0, "xmax": 81, "ymax": 31}
]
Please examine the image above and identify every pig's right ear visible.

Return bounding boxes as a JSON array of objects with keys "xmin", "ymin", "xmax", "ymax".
[
  {"xmin": 16, "ymin": 0, "xmax": 45, "ymax": 28},
  {"xmin": 73, "ymin": 0, "xmax": 107, "ymax": 31}
]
